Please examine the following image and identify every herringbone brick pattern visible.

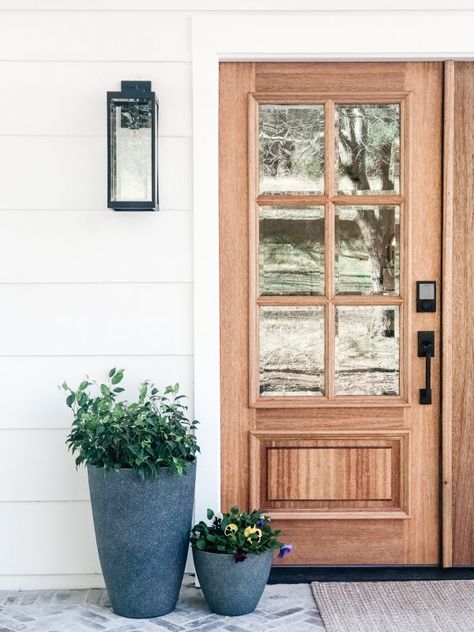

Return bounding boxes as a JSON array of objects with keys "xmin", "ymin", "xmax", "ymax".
[{"xmin": 0, "ymin": 576, "xmax": 325, "ymax": 631}]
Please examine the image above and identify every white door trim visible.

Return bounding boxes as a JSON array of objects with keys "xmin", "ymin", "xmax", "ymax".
[{"xmin": 191, "ymin": 10, "xmax": 474, "ymax": 521}]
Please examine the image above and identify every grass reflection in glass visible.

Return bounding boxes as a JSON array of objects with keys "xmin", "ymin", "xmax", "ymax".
[
  {"xmin": 335, "ymin": 306, "xmax": 400, "ymax": 396},
  {"xmin": 259, "ymin": 206, "xmax": 325, "ymax": 296},
  {"xmin": 259, "ymin": 306, "xmax": 325, "ymax": 397}
]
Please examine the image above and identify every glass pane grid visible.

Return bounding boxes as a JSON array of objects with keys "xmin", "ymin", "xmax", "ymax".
[{"xmin": 255, "ymin": 99, "xmax": 405, "ymax": 401}]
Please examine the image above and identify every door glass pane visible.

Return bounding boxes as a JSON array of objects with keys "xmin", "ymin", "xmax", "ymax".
[
  {"xmin": 260, "ymin": 306, "xmax": 325, "ymax": 396},
  {"xmin": 335, "ymin": 205, "xmax": 400, "ymax": 295},
  {"xmin": 335, "ymin": 306, "xmax": 400, "ymax": 396},
  {"xmin": 259, "ymin": 104, "xmax": 324, "ymax": 195},
  {"xmin": 259, "ymin": 206, "xmax": 325, "ymax": 295},
  {"xmin": 335, "ymin": 104, "xmax": 400, "ymax": 195}
]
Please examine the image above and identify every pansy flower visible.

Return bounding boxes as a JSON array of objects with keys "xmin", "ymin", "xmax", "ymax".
[
  {"xmin": 224, "ymin": 523, "xmax": 238, "ymax": 536},
  {"xmin": 244, "ymin": 526, "xmax": 262, "ymax": 543},
  {"xmin": 257, "ymin": 514, "xmax": 270, "ymax": 527},
  {"xmin": 278, "ymin": 544, "xmax": 293, "ymax": 558},
  {"xmin": 234, "ymin": 550, "xmax": 247, "ymax": 563}
]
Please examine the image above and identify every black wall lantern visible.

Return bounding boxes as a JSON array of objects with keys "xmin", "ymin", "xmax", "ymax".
[{"xmin": 107, "ymin": 81, "xmax": 159, "ymax": 211}]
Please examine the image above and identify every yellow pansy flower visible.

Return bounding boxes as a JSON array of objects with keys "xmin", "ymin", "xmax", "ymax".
[
  {"xmin": 224, "ymin": 523, "xmax": 238, "ymax": 536},
  {"xmin": 244, "ymin": 526, "xmax": 263, "ymax": 543}
]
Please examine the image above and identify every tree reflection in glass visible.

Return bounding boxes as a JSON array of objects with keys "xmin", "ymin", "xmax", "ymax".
[
  {"xmin": 335, "ymin": 104, "xmax": 400, "ymax": 195},
  {"xmin": 335, "ymin": 206, "xmax": 400, "ymax": 295}
]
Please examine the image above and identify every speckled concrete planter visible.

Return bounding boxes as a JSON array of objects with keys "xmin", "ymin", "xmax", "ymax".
[
  {"xmin": 192, "ymin": 548, "xmax": 273, "ymax": 616},
  {"xmin": 88, "ymin": 460, "xmax": 196, "ymax": 619}
]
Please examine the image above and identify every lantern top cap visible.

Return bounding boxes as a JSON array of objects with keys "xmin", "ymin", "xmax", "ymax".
[{"xmin": 120, "ymin": 80, "xmax": 152, "ymax": 93}]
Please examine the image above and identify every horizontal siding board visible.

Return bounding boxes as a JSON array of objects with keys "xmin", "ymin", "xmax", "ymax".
[
  {"xmin": 1, "ymin": 2, "xmax": 473, "ymax": 10},
  {"xmin": 0, "ymin": 429, "xmax": 89, "ymax": 501},
  {"xmin": 0, "ymin": 284, "xmax": 192, "ymax": 356},
  {"xmin": 0, "ymin": 61, "xmax": 192, "ymax": 137},
  {"xmin": 0, "ymin": 12, "xmax": 190, "ymax": 61},
  {"xmin": 0, "ymin": 356, "xmax": 194, "ymax": 429},
  {"xmin": 0, "ymin": 574, "xmax": 105, "ymax": 591},
  {"xmin": 0, "ymin": 210, "xmax": 192, "ymax": 283},
  {"xmin": 0, "ymin": 502, "xmax": 100, "ymax": 574},
  {"xmin": 0, "ymin": 136, "xmax": 192, "ymax": 211}
]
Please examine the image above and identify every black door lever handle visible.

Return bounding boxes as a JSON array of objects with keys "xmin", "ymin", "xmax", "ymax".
[{"xmin": 418, "ymin": 331, "xmax": 434, "ymax": 405}]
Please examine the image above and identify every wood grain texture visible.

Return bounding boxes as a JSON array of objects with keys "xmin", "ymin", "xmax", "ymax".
[
  {"xmin": 273, "ymin": 519, "xmax": 406, "ymax": 565},
  {"xmin": 220, "ymin": 62, "xmax": 442, "ymax": 564},
  {"xmin": 267, "ymin": 447, "xmax": 392, "ymax": 500},
  {"xmin": 250, "ymin": 430, "xmax": 408, "ymax": 517},
  {"xmin": 255, "ymin": 63, "xmax": 407, "ymax": 93},
  {"xmin": 402, "ymin": 62, "xmax": 442, "ymax": 565},
  {"xmin": 451, "ymin": 62, "xmax": 474, "ymax": 566},
  {"xmin": 442, "ymin": 60, "xmax": 455, "ymax": 568},
  {"xmin": 219, "ymin": 62, "xmax": 256, "ymax": 511}
]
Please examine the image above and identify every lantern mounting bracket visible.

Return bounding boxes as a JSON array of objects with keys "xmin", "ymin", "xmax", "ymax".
[{"xmin": 120, "ymin": 81, "xmax": 152, "ymax": 94}]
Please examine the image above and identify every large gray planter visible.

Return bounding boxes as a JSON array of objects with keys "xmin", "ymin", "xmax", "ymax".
[
  {"xmin": 88, "ymin": 460, "xmax": 196, "ymax": 619},
  {"xmin": 193, "ymin": 548, "xmax": 273, "ymax": 616}
]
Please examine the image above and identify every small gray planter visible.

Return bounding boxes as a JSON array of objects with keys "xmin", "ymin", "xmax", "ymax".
[
  {"xmin": 192, "ymin": 548, "xmax": 273, "ymax": 616},
  {"xmin": 88, "ymin": 460, "xmax": 196, "ymax": 619}
]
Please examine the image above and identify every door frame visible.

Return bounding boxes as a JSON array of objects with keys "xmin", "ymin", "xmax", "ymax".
[{"xmin": 191, "ymin": 11, "xmax": 474, "ymax": 568}]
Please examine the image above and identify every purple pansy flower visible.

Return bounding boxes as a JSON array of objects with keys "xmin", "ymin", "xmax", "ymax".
[
  {"xmin": 234, "ymin": 550, "xmax": 247, "ymax": 563},
  {"xmin": 278, "ymin": 544, "xmax": 293, "ymax": 559}
]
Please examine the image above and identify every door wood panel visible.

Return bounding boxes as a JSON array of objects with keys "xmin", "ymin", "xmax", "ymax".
[
  {"xmin": 220, "ymin": 62, "xmax": 442, "ymax": 565},
  {"xmin": 267, "ymin": 447, "xmax": 392, "ymax": 501},
  {"xmin": 449, "ymin": 62, "xmax": 474, "ymax": 567},
  {"xmin": 250, "ymin": 430, "xmax": 409, "ymax": 517}
]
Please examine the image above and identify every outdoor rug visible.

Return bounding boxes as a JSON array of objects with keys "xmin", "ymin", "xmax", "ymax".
[{"xmin": 311, "ymin": 581, "xmax": 474, "ymax": 632}]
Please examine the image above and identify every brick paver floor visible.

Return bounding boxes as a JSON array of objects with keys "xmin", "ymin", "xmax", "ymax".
[{"xmin": 0, "ymin": 575, "xmax": 325, "ymax": 631}]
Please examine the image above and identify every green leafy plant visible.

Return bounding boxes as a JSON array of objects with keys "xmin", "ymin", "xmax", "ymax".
[
  {"xmin": 63, "ymin": 368, "xmax": 199, "ymax": 478},
  {"xmin": 190, "ymin": 507, "xmax": 293, "ymax": 563}
]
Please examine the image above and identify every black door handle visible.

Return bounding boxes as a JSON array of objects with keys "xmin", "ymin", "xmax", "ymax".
[{"xmin": 418, "ymin": 331, "xmax": 434, "ymax": 405}]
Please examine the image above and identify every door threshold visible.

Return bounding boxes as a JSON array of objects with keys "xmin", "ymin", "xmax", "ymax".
[{"xmin": 268, "ymin": 565, "xmax": 474, "ymax": 584}]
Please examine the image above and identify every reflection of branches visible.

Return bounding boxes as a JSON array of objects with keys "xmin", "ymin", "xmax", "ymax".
[{"xmin": 260, "ymin": 106, "xmax": 324, "ymax": 179}]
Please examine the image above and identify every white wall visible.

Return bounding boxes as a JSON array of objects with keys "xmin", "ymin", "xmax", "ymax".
[
  {"xmin": 0, "ymin": 1, "xmax": 473, "ymax": 590},
  {"xmin": 0, "ymin": 7, "xmax": 194, "ymax": 590}
]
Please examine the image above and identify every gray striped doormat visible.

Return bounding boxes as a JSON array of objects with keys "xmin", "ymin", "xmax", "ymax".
[{"xmin": 311, "ymin": 581, "xmax": 474, "ymax": 632}]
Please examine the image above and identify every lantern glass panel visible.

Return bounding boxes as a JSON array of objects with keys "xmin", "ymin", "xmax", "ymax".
[{"xmin": 110, "ymin": 98, "xmax": 153, "ymax": 203}]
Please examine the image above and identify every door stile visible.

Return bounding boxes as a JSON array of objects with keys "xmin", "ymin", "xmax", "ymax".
[{"xmin": 441, "ymin": 60, "xmax": 455, "ymax": 568}]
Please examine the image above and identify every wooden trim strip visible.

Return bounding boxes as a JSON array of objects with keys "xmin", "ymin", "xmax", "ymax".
[
  {"xmin": 332, "ymin": 195, "xmax": 404, "ymax": 205},
  {"xmin": 400, "ymin": 93, "xmax": 412, "ymax": 404},
  {"xmin": 442, "ymin": 60, "xmax": 455, "ymax": 569},
  {"xmin": 257, "ymin": 295, "xmax": 403, "ymax": 307},
  {"xmin": 251, "ymin": 92, "xmax": 412, "ymax": 105},
  {"xmin": 251, "ymin": 396, "xmax": 410, "ymax": 409},
  {"xmin": 257, "ymin": 194, "xmax": 404, "ymax": 206},
  {"xmin": 257, "ymin": 195, "xmax": 327, "ymax": 206},
  {"xmin": 250, "ymin": 429, "xmax": 411, "ymax": 438},
  {"xmin": 248, "ymin": 93, "xmax": 260, "ymax": 405},
  {"xmin": 264, "ymin": 510, "xmax": 410, "ymax": 521}
]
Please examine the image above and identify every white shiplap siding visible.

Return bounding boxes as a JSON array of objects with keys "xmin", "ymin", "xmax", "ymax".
[{"xmin": 0, "ymin": 9, "xmax": 192, "ymax": 587}]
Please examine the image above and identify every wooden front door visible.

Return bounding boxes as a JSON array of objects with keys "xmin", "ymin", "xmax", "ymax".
[{"xmin": 220, "ymin": 62, "xmax": 442, "ymax": 565}]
